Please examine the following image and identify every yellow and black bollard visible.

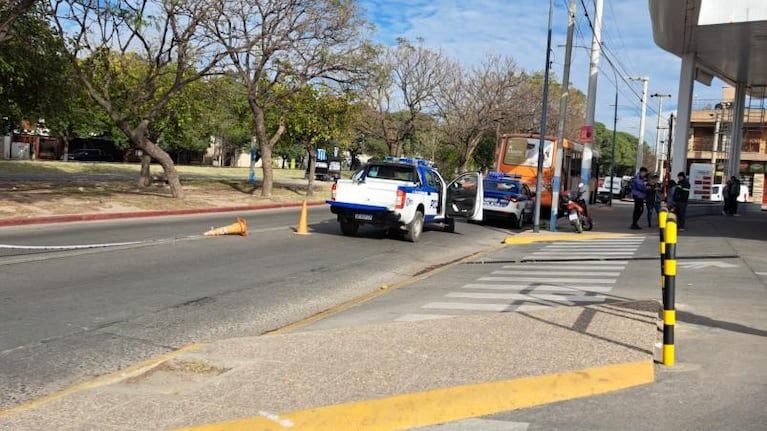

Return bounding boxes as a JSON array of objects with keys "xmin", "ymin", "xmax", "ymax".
[
  {"xmin": 662, "ymin": 213, "xmax": 678, "ymax": 366},
  {"xmin": 659, "ymin": 208, "xmax": 668, "ymax": 291}
]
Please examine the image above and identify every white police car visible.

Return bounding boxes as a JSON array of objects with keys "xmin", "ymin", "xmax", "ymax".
[{"xmin": 482, "ymin": 172, "xmax": 534, "ymax": 229}]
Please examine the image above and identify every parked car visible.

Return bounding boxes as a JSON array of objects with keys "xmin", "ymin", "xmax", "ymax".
[
  {"xmin": 597, "ymin": 176, "xmax": 624, "ymax": 203},
  {"xmin": 63, "ymin": 149, "xmax": 114, "ymax": 162},
  {"xmin": 481, "ymin": 172, "xmax": 534, "ymax": 229}
]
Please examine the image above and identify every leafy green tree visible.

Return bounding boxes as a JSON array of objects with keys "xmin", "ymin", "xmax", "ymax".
[
  {"xmin": 594, "ymin": 122, "xmax": 653, "ymax": 177},
  {"xmin": 0, "ymin": 0, "xmax": 36, "ymax": 43},
  {"xmin": 210, "ymin": 0, "xmax": 370, "ymax": 198},
  {"xmin": 53, "ymin": 0, "xmax": 227, "ymax": 197},
  {"xmin": 280, "ymin": 85, "xmax": 357, "ymax": 196}
]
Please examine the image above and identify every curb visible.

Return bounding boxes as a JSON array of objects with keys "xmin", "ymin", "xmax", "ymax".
[
  {"xmin": 0, "ymin": 201, "xmax": 328, "ymax": 227},
  {"xmin": 175, "ymin": 360, "xmax": 655, "ymax": 431},
  {"xmin": 504, "ymin": 232, "xmax": 642, "ymax": 245}
]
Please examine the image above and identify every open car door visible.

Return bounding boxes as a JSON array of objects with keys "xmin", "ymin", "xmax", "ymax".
[{"xmin": 446, "ymin": 172, "xmax": 484, "ymax": 221}]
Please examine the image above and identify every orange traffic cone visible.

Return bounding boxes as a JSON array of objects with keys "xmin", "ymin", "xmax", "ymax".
[
  {"xmin": 204, "ymin": 217, "xmax": 248, "ymax": 237},
  {"xmin": 294, "ymin": 200, "xmax": 310, "ymax": 235}
]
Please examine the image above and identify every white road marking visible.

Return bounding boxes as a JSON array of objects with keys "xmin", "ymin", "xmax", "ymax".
[
  {"xmin": 461, "ymin": 283, "xmax": 615, "ymax": 293},
  {"xmin": 423, "ymin": 302, "xmax": 511, "ymax": 311},
  {"xmin": 531, "ymin": 251, "xmax": 636, "ymax": 256},
  {"xmin": 677, "ymin": 261, "xmax": 739, "ymax": 269},
  {"xmin": 490, "ymin": 270, "xmax": 621, "ymax": 277},
  {"xmin": 502, "ymin": 265, "xmax": 625, "ymax": 271},
  {"xmin": 258, "ymin": 411, "xmax": 294, "ymax": 428},
  {"xmin": 481, "ymin": 276, "xmax": 617, "ymax": 284},
  {"xmin": 395, "ymin": 314, "xmax": 454, "ymax": 322},
  {"xmin": 445, "ymin": 292, "xmax": 606, "ymax": 303},
  {"xmin": 756, "ymin": 272, "xmax": 767, "ymax": 276}
]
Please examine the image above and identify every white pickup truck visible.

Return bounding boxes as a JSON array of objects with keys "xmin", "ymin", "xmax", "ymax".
[{"xmin": 327, "ymin": 158, "xmax": 484, "ymax": 242}]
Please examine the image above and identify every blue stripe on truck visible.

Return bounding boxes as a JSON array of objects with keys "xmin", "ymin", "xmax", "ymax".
[{"xmin": 326, "ymin": 201, "xmax": 389, "ymax": 212}]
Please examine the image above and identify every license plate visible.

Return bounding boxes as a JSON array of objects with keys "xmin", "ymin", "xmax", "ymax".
[
  {"xmin": 354, "ymin": 213, "xmax": 373, "ymax": 221},
  {"xmin": 568, "ymin": 212, "xmax": 578, "ymax": 221}
]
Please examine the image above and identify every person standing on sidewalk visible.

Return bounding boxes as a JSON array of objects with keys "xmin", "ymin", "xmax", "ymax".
[
  {"xmin": 730, "ymin": 176, "xmax": 742, "ymax": 216},
  {"xmin": 630, "ymin": 167, "xmax": 648, "ymax": 230},
  {"xmin": 666, "ymin": 179, "xmax": 677, "ymax": 212},
  {"xmin": 674, "ymin": 171, "xmax": 691, "ymax": 230},
  {"xmin": 645, "ymin": 174, "xmax": 661, "ymax": 227},
  {"xmin": 723, "ymin": 178, "xmax": 735, "ymax": 215}
]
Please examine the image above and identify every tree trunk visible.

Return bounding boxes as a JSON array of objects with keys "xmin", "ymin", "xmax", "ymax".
[
  {"xmin": 62, "ymin": 135, "xmax": 70, "ymax": 162},
  {"xmin": 306, "ymin": 144, "xmax": 316, "ymax": 197},
  {"xmin": 259, "ymin": 144, "xmax": 274, "ymax": 197},
  {"xmin": 120, "ymin": 120, "xmax": 184, "ymax": 197},
  {"xmin": 138, "ymin": 154, "xmax": 151, "ymax": 187},
  {"xmin": 459, "ymin": 135, "xmax": 483, "ymax": 173}
]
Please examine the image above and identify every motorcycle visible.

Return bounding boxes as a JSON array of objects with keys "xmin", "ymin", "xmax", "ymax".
[{"xmin": 565, "ymin": 189, "xmax": 593, "ymax": 233}]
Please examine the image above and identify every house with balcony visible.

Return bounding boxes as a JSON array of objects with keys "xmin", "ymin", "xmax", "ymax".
[{"xmin": 687, "ymin": 87, "xmax": 767, "ymax": 202}]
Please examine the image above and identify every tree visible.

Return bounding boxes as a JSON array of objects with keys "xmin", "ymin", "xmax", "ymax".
[
  {"xmin": 53, "ymin": 0, "xmax": 226, "ymax": 197},
  {"xmin": 358, "ymin": 38, "xmax": 449, "ymax": 157},
  {"xmin": 0, "ymin": 0, "xmax": 36, "ymax": 42},
  {"xmin": 208, "ymin": 0, "xmax": 369, "ymax": 198},
  {"xmin": 435, "ymin": 56, "xmax": 521, "ymax": 172},
  {"xmin": 281, "ymin": 85, "xmax": 356, "ymax": 196},
  {"xmin": 593, "ymin": 122, "xmax": 652, "ymax": 177}
]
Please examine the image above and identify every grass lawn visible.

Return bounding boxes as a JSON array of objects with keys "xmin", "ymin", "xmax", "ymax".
[{"xmin": 0, "ymin": 160, "xmax": 333, "ymax": 219}]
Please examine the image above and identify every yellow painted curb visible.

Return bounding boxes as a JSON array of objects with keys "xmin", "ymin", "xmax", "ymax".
[
  {"xmin": 0, "ymin": 343, "xmax": 204, "ymax": 419},
  {"xmin": 176, "ymin": 360, "xmax": 655, "ymax": 431},
  {"xmin": 504, "ymin": 232, "xmax": 643, "ymax": 245}
]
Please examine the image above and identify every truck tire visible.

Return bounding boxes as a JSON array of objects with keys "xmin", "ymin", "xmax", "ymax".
[
  {"xmin": 340, "ymin": 220, "xmax": 359, "ymax": 236},
  {"xmin": 405, "ymin": 210, "xmax": 424, "ymax": 242}
]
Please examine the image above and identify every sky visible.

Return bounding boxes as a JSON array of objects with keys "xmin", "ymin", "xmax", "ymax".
[{"xmin": 358, "ymin": 0, "xmax": 726, "ymax": 149}]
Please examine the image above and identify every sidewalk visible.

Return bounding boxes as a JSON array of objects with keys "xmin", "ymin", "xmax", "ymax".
[{"xmin": 0, "ymin": 302, "xmax": 658, "ymax": 431}]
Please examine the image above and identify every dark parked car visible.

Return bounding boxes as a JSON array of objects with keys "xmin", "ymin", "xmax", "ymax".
[{"xmin": 63, "ymin": 149, "xmax": 114, "ymax": 162}]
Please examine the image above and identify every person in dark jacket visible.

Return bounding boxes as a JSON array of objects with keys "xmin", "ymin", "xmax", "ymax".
[
  {"xmin": 630, "ymin": 167, "xmax": 648, "ymax": 230},
  {"xmin": 674, "ymin": 172, "xmax": 691, "ymax": 230},
  {"xmin": 729, "ymin": 176, "xmax": 741, "ymax": 216},
  {"xmin": 666, "ymin": 179, "xmax": 677, "ymax": 211},
  {"xmin": 645, "ymin": 174, "xmax": 661, "ymax": 227}
]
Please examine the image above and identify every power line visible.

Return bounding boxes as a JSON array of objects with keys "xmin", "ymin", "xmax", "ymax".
[{"xmin": 576, "ymin": 0, "xmax": 661, "ymax": 118}]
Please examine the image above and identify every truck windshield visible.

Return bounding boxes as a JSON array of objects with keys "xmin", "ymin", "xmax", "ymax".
[{"xmin": 366, "ymin": 164, "xmax": 417, "ymax": 182}]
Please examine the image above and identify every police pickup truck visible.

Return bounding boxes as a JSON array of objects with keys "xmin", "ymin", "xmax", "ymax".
[{"xmin": 327, "ymin": 157, "xmax": 484, "ymax": 242}]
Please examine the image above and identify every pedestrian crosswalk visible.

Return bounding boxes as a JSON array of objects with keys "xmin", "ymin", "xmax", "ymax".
[{"xmin": 396, "ymin": 237, "xmax": 645, "ymax": 322}]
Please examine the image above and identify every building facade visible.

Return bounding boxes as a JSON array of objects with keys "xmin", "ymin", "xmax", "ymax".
[{"xmin": 687, "ymin": 87, "xmax": 767, "ymax": 203}]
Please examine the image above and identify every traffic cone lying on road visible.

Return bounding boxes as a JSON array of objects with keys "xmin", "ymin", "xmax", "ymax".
[
  {"xmin": 294, "ymin": 200, "xmax": 310, "ymax": 235},
  {"xmin": 204, "ymin": 217, "xmax": 248, "ymax": 237}
]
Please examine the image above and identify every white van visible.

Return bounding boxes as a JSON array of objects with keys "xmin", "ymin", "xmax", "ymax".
[
  {"xmin": 710, "ymin": 184, "xmax": 750, "ymax": 202},
  {"xmin": 597, "ymin": 176, "xmax": 623, "ymax": 203}
]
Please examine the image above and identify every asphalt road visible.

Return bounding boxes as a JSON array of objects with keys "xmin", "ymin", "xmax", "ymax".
[{"xmin": 0, "ymin": 207, "xmax": 512, "ymax": 409}]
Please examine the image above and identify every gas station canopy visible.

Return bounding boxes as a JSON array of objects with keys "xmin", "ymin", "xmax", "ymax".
[{"xmin": 649, "ymin": 0, "xmax": 767, "ymax": 90}]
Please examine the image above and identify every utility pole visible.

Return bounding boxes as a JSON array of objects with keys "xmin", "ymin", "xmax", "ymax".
[
  {"xmin": 629, "ymin": 77, "xmax": 649, "ymax": 172},
  {"xmin": 651, "ymin": 93, "xmax": 672, "ymax": 176},
  {"xmin": 609, "ymin": 79, "xmax": 618, "ymax": 206},
  {"xmin": 581, "ymin": 0, "xmax": 603, "ymax": 200},
  {"xmin": 550, "ymin": 0, "xmax": 576, "ymax": 232},
  {"xmin": 534, "ymin": 0, "xmax": 554, "ymax": 233}
]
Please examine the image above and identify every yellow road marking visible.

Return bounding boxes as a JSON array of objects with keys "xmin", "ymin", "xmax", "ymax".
[
  {"xmin": 0, "ymin": 343, "xmax": 204, "ymax": 419},
  {"xmin": 504, "ymin": 232, "xmax": 643, "ymax": 244},
  {"xmin": 176, "ymin": 360, "xmax": 655, "ymax": 431}
]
